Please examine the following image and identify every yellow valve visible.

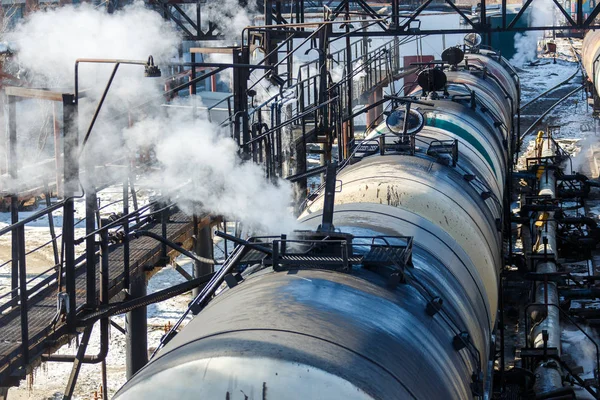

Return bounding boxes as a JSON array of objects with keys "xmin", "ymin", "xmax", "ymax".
[
  {"xmin": 536, "ymin": 130, "xmax": 545, "ymax": 157},
  {"xmin": 536, "ymin": 166, "xmax": 545, "ymax": 179},
  {"xmin": 534, "ymin": 212, "xmax": 548, "ymax": 227}
]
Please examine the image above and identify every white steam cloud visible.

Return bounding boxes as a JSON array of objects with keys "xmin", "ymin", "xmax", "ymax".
[
  {"xmin": 1, "ymin": 2, "xmax": 298, "ymax": 233},
  {"xmin": 510, "ymin": 0, "xmax": 554, "ymax": 66},
  {"xmin": 202, "ymin": 0, "xmax": 256, "ymax": 42},
  {"xmin": 9, "ymin": 2, "xmax": 180, "ymax": 86},
  {"xmin": 124, "ymin": 102, "xmax": 298, "ymax": 232}
]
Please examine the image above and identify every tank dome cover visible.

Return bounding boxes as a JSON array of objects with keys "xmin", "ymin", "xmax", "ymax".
[
  {"xmin": 464, "ymin": 33, "xmax": 482, "ymax": 48},
  {"xmin": 441, "ymin": 47, "xmax": 465, "ymax": 65},
  {"xmin": 417, "ymin": 68, "xmax": 447, "ymax": 92},
  {"xmin": 386, "ymin": 107, "xmax": 425, "ymax": 135}
]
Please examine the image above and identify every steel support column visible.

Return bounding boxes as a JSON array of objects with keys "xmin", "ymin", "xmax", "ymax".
[
  {"xmin": 62, "ymin": 94, "xmax": 78, "ymax": 328},
  {"xmin": 7, "ymin": 94, "xmax": 18, "ymax": 306},
  {"xmin": 0, "ymin": 92, "xmax": 5, "ymax": 176},
  {"xmin": 193, "ymin": 225, "xmax": 214, "ymax": 297},
  {"xmin": 85, "ymin": 184, "xmax": 97, "ymax": 308},
  {"xmin": 52, "ymin": 103, "xmax": 63, "ymax": 198},
  {"xmin": 122, "ymin": 177, "xmax": 130, "ymax": 290},
  {"xmin": 343, "ymin": 0, "xmax": 354, "ymax": 159},
  {"xmin": 126, "ymin": 273, "xmax": 148, "ymax": 379},
  {"xmin": 233, "ymin": 48, "xmax": 250, "ymax": 149}
]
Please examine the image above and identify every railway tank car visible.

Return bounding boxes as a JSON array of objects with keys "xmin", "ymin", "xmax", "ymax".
[
  {"xmin": 114, "ymin": 44, "xmax": 518, "ymax": 400},
  {"xmin": 583, "ymin": 30, "xmax": 600, "ymax": 102}
]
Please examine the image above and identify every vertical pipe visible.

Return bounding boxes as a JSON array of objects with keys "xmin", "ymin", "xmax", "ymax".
[
  {"xmin": 86, "ymin": 186, "xmax": 97, "ymax": 308},
  {"xmin": 0, "ymin": 91, "xmax": 5, "ymax": 176},
  {"xmin": 211, "ymin": 74, "xmax": 217, "ymax": 93},
  {"xmin": 499, "ymin": 272, "xmax": 505, "ymax": 385},
  {"xmin": 8, "ymin": 95, "xmax": 18, "ymax": 305},
  {"xmin": 101, "ymin": 359, "xmax": 108, "ymax": 400},
  {"xmin": 196, "ymin": 2, "xmax": 201, "ymax": 38},
  {"xmin": 480, "ymin": 0, "xmax": 487, "ymax": 30},
  {"xmin": 190, "ymin": 52, "xmax": 196, "ymax": 97},
  {"xmin": 123, "ymin": 177, "xmax": 130, "ymax": 290},
  {"xmin": 126, "ymin": 273, "xmax": 147, "ymax": 379},
  {"xmin": 44, "ymin": 184, "xmax": 60, "ymax": 268},
  {"xmin": 99, "ymin": 225, "xmax": 109, "ymax": 369},
  {"xmin": 232, "ymin": 48, "xmax": 248, "ymax": 147},
  {"xmin": 391, "ymin": 0, "xmax": 399, "ymax": 28},
  {"xmin": 53, "ymin": 102, "xmax": 63, "ymax": 198},
  {"xmin": 17, "ymin": 225, "xmax": 28, "ymax": 366},
  {"xmin": 63, "ymin": 94, "xmax": 78, "ymax": 328},
  {"xmin": 193, "ymin": 216, "xmax": 200, "ymax": 297},
  {"xmin": 343, "ymin": 0, "xmax": 353, "ymax": 160}
]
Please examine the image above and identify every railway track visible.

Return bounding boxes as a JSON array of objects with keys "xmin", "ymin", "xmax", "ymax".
[{"xmin": 518, "ymin": 40, "xmax": 586, "ymax": 147}]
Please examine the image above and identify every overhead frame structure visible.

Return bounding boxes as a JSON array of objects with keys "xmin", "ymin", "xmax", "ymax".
[{"xmin": 149, "ymin": 0, "xmax": 600, "ymax": 41}]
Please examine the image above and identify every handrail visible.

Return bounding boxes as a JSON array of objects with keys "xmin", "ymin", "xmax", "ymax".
[{"xmin": 0, "ymin": 200, "xmax": 66, "ymax": 237}]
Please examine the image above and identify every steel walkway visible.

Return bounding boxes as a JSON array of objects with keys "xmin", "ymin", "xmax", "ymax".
[{"xmin": 0, "ymin": 209, "xmax": 210, "ymax": 387}]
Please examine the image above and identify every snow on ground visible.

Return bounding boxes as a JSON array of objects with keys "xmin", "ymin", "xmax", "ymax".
[
  {"xmin": 518, "ymin": 58, "xmax": 580, "ymax": 105},
  {"xmin": 518, "ymin": 39, "xmax": 596, "ymax": 172},
  {"xmin": 562, "ymin": 327, "xmax": 599, "ymax": 400}
]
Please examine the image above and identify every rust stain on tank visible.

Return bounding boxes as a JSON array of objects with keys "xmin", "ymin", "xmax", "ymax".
[{"xmin": 386, "ymin": 185, "xmax": 402, "ymax": 207}]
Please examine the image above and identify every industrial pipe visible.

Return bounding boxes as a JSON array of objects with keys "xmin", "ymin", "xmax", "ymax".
[
  {"xmin": 530, "ymin": 136, "xmax": 563, "ymax": 395},
  {"xmin": 42, "ymin": 318, "xmax": 108, "ymax": 364}
]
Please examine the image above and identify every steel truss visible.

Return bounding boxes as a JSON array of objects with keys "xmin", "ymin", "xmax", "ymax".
[{"xmin": 150, "ymin": 0, "xmax": 600, "ymax": 42}]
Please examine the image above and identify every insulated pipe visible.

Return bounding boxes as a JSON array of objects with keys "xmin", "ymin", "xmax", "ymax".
[{"xmin": 531, "ymin": 137, "xmax": 563, "ymax": 394}]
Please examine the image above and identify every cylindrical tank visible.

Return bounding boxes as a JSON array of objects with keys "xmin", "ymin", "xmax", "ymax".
[
  {"xmin": 114, "ymin": 49, "xmax": 516, "ymax": 400},
  {"xmin": 583, "ymin": 31, "xmax": 600, "ymax": 96}
]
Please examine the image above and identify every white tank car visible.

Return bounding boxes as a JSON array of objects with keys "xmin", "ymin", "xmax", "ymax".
[{"xmin": 114, "ymin": 45, "xmax": 519, "ymax": 400}]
